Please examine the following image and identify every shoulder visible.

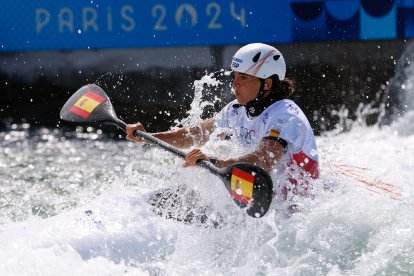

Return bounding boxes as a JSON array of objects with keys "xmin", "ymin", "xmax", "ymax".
[
  {"xmin": 265, "ymin": 100, "xmax": 310, "ymax": 125},
  {"xmin": 261, "ymin": 99, "xmax": 312, "ymax": 134},
  {"xmin": 267, "ymin": 99, "xmax": 301, "ymax": 115},
  {"xmin": 261, "ymin": 99, "xmax": 299, "ymax": 122}
]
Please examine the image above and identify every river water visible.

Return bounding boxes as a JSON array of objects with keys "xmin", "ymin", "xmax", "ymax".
[{"xmin": 1, "ymin": 57, "xmax": 414, "ymax": 275}]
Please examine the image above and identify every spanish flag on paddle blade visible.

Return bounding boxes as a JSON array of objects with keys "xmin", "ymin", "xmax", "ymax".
[
  {"xmin": 231, "ymin": 167, "xmax": 254, "ymax": 205},
  {"xmin": 69, "ymin": 91, "xmax": 105, "ymax": 119}
]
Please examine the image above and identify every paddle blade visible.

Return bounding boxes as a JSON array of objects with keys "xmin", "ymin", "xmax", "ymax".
[
  {"xmin": 222, "ymin": 163, "xmax": 273, "ymax": 218},
  {"xmin": 60, "ymin": 84, "xmax": 117, "ymax": 124}
]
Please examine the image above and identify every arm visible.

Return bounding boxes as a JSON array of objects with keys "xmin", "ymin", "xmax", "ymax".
[
  {"xmin": 216, "ymin": 139, "xmax": 285, "ymax": 172},
  {"xmin": 184, "ymin": 139, "xmax": 285, "ymax": 172},
  {"xmin": 126, "ymin": 117, "xmax": 216, "ymax": 148}
]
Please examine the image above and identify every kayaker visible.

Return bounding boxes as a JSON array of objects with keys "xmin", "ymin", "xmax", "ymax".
[{"xmin": 127, "ymin": 43, "xmax": 319, "ymax": 199}]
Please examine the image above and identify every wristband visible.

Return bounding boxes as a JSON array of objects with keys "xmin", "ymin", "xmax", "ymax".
[{"xmin": 209, "ymin": 157, "xmax": 218, "ymax": 165}]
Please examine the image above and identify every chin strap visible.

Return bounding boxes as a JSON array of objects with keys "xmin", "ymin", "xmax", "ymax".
[
  {"xmin": 233, "ymin": 79, "xmax": 281, "ymax": 117},
  {"xmin": 257, "ymin": 79, "xmax": 266, "ymax": 100}
]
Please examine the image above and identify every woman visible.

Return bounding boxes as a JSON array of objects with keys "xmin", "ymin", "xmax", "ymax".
[{"xmin": 127, "ymin": 43, "xmax": 319, "ymax": 200}]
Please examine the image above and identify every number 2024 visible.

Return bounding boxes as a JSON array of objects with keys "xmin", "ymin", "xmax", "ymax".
[{"xmin": 152, "ymin": 2, "xmax": 247, "ymax": 30}]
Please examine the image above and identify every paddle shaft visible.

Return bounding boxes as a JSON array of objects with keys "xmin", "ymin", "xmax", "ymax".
[
  {"xmin": 59, "ymin": 84, "xmax": 273, "ymax": 217},
  {"xmin": 110, "ymin": 118, "xmax": 223, "ymax": 176}
]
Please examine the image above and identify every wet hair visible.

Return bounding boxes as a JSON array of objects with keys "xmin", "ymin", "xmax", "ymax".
[{"xmin": 269, "ymin": 75, "xmax": 295, "ymax": 99}]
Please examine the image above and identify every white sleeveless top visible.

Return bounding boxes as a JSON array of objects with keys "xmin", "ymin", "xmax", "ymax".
[{"xmin": 215, "ymin": 99, "xmax": 319, "ymax": 179}]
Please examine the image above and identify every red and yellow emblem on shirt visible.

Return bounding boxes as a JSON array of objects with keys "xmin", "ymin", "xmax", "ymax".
[
  {"xmin": 231, "ymin": 167, "xmax": 254, "ymax": 205},
  {"xmin": 70, "ymin": 91, "xmax": 105, "ymax": 119},
  {"xmin": 269, "ymin": 129, "xmax": 280, "ymax": 138}
]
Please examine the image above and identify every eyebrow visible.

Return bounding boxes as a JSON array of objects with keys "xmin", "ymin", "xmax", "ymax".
[{"xmin": 234, "ymin": 72, "xmax": 249, "ymax": 77}]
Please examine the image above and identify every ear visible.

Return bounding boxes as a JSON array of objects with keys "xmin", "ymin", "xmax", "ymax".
[{"xmin": 264, "ymin": 78, "xmax": 272, "ymax": 91}]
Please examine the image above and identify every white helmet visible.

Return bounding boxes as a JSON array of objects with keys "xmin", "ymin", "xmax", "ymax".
[{"xmin": 231, "ymin": 43, "xmax": 286, "ymax": 80}]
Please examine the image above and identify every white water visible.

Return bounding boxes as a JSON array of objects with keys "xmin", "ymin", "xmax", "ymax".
[{"xmin": 1, "ymin": 52, "xmax": 414, "ymax": 276}]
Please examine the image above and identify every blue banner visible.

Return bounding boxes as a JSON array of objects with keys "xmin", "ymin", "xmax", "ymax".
[{"xmin": 0, "ymin": 0, "xmax": 411, "ymax": 52}]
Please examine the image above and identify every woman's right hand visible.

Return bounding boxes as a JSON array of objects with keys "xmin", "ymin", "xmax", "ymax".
[{"xmin": 126, "ymin": 122, "xmax": 147, "ymax": 143}]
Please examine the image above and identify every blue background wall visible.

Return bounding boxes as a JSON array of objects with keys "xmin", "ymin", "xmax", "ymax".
[
  {"xmin": 0, "ymin": 0, "xmax": 411, "ymax": 52},
  {"xmin": 0, "ymin": 1, "xmax": 409, "ymax": 133}
]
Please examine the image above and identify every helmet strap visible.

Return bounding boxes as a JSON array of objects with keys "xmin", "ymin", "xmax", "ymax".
[{"xmin": 256, "ymin": 79, "xmax": 266, "ymax": 100}]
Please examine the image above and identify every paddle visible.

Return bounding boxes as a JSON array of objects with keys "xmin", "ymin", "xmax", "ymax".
[{"xmin": 60, "ymin": 84, "xmax": 274, "ymax": 218}]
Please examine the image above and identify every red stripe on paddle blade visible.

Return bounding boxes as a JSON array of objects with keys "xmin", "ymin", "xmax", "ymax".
[
  {"xmin": 84, "ymin": 91, "xmax": 105, "ymax": 103},
  {"xmin": 70, "ymin": 105, "xmax": 90, "ymax": 119},
  {"xmin": 232, "ymin": 167, "xmax": 254, "ymax": 183},
  {"xmin": 231, "ymin": 190, "xmax": 251, "ymax": 205}
]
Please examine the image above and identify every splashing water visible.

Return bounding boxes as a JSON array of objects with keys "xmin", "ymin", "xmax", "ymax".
[
  {"xmin": 175, "ymin": 71, "xmax": 225, "ymax": 128},
  {"xmin": 0, "ymin": 63, "xmax": 414, "ymax": 275},
  {"xmin": 374, "ymin": 41, "xmax": 414, "ymax": 127}
]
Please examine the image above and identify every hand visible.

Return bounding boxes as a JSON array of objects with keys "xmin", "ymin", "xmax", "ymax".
[
  {"xmin": 183, "ymin": 148, "xmax": 208, "ymax": 168},
  {"xmin": 126, "ymin": 122, "xmax": 147, "ymax": 143}
]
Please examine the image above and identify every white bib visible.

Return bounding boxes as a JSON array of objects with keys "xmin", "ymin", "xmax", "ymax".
[{"xmin": 215, "ymin": 99, "xmax": 319, "ymax": 178}]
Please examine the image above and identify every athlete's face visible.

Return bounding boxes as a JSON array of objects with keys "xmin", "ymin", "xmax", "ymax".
[{"xmin": 231, "ymin": 72, "xmax": 261, "ymax": 105}]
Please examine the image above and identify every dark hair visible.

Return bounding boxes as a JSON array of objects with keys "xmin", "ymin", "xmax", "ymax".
[{"xmin": 269, "ymin": 75, "xmax": 295, "ymax": 99}]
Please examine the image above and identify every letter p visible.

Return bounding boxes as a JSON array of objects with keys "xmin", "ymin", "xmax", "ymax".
[{"xmin": 36, "ymin": 9, "xmax": 51, "ymax": 33}]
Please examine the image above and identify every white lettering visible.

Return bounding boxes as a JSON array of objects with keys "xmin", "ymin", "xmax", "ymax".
[
  {"xmin": 107, "ymin": 7, "xmax": 113, "ymax": 32},
  {"xmin": 230, "ymin": 2, "xmax": 246, "ymax": 27},
  {"xmin": 206, "ymin": 3, "xmax": 222, "ymax": 29},
  {"xmin": 59, "ymin": 8, "xmax": 74, "ymax": 32},
  {"xmin": 82, "ymin": 7, "xmax": 98, "ymax": 32},
  {"xmin": 121, "ymin": 6, "xmax": 135, "ymax": 32},
  {"xmin": 176, "ymin": 4, "xmax": 198, "ymax": 28},
  {"xmin": 35, "ymin": 9, "xmax": 51, "ymax": 33},
  {"xmin": 152, "ymin": 4, "xmax": 167, "ymax": 31}
]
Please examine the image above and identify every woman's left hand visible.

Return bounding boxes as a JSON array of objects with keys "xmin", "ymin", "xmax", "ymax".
[{"xmin": 183, "ymin": 148, "xmax": 208, "ymax": 168}]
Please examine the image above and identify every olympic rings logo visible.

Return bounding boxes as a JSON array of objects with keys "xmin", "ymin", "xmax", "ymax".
[{"xmin": 239, "ymin": 127, "xmax": 255, "ymax": 144}]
